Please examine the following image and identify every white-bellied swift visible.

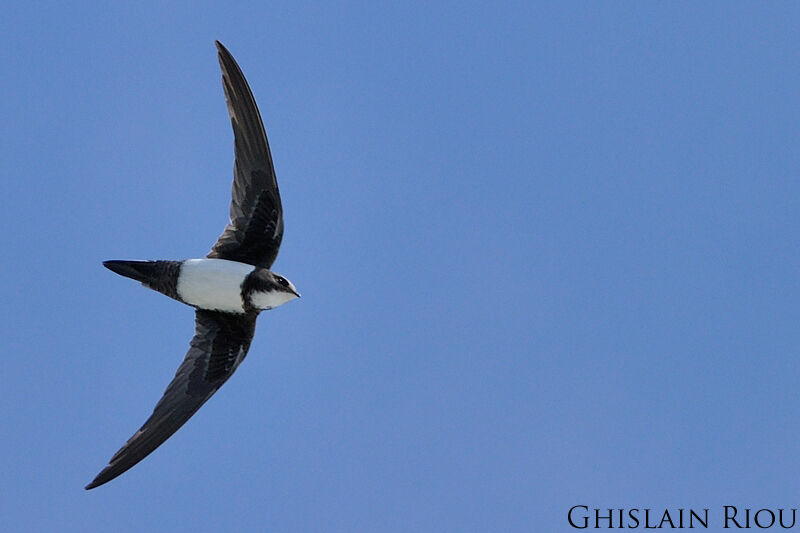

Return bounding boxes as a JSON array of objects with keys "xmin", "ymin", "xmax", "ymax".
[{"xmin": 86, "ymin": 41, "xmax": 299, "ymax": 490}]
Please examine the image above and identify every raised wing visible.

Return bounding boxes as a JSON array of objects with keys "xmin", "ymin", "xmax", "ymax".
[
  {"xmin": 86, "ymin": 311, "xmax": 257, "ymax": 489},
  {"xmin": 208, "ymin": 41, "xmax": 284, "ymax": 268}
]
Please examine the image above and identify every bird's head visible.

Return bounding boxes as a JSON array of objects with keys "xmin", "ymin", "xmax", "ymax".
[{"xmin": 244, "ymin": 269, "xmax": 300, "ymax": 311}]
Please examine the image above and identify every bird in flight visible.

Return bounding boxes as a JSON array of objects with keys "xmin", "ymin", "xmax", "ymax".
[{"xmin": 86, "ymin": 41, "xmax": 299, "ymax": 490}]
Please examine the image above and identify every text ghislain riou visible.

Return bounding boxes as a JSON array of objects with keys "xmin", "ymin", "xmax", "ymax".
[{"xmin": 568, "ymin": 505, "xmax": 800, "ymax": 529}]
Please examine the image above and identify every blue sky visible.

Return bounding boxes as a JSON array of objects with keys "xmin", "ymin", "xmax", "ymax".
[{"xmin": 2, "ymin": 2, "xmax": 799, "ymax": 531}]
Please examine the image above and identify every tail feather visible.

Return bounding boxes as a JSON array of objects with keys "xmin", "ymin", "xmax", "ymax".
[
  {"xmin": 103, "ymin": 260, "xmax": 182, "ymax": 301},
  {"xmin": 103, "ymin": 260, "xmax": 159, "ymax": 284}
]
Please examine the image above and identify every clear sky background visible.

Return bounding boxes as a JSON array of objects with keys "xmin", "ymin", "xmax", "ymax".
[{"xmin": 2, "ymin": 2, "xmax": 799, "ymax": 531}]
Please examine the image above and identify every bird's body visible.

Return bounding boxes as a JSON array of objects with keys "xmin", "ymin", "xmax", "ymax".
[
  {"xmin": 86, "ymin": 41, "xmax": 299, "ymax": 490},
  {"xmin": 177, "ymin": 258, "xmax": 260, "ymax": 313},
  {"xmin": 104, "ymin": 258, "xmax": 298, "ymax": 314}
]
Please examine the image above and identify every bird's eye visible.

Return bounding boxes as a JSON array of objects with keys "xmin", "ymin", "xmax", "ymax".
[{"xmin": 276, "ymin": 276, "xmax": 288, "ymax": 286}]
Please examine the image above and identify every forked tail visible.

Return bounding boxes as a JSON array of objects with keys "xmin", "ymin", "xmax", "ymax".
[
  {"xmin": 103, "ymin": 260, "xmax": 160, "ymax": 284},
  {"xmin": 103, "ymin": 260, "xmax": 182, "ymax": 301}
]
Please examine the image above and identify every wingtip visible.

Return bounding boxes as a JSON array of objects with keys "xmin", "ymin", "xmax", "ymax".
[
  {"xmin": 215, "ymin": 41, "xmax": 233, "ymax": 72},
  {"xmin": 85, "ymin": 465, "xmax": 115, "ymax": 490}
]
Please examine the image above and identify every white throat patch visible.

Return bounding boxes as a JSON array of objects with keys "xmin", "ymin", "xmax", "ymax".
[{"xmin": 250, "ymin": 289, "xmax": 298, "ymax": 310}]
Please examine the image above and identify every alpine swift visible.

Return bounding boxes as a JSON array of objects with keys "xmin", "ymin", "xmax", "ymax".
[{"xmin": 86, "ymin": 41, "xmax": 299, "ymax": 490}]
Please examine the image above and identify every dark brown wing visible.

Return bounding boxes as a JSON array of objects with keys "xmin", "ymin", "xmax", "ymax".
[
  {"xmin": 85, "ymin": 311, "xmax": 257, "ymax": 489},
  {"xmin": 208, "ymin": 41, "xmax": 283, "ymax": 268}
]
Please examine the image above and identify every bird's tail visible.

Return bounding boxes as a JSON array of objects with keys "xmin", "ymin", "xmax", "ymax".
[
  {"xmin": 103, "ymin": 260, "xmax": 160, "ymax": 284},
  {"xmin": 103, "ymin": 260, "xmax": 183, "ymax": 301}
]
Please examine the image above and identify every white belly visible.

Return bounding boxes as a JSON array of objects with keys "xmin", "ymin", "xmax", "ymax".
[{"xmin": 176, "ymin": 258, "xmax": 255, "ymax": 313}]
